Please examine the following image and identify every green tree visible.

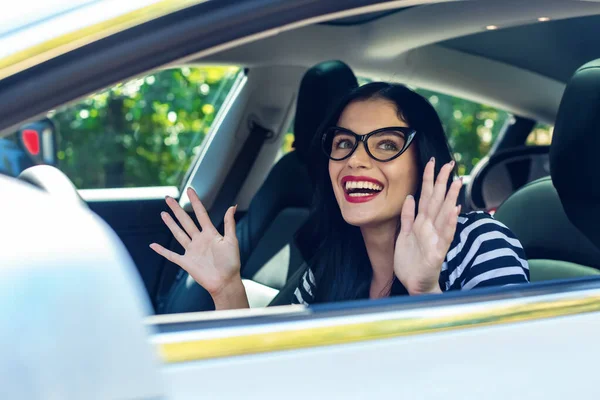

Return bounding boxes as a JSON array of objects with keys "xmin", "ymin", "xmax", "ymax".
[
  {"xmin": 414, "ymin": 88, "xmax": 510, "ymax": 175},
  {"xmin": 52, "ymin": 66, "xmax": 240, "ymax": 189}
]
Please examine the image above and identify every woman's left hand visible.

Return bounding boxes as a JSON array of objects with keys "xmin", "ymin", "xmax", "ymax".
[{"xmin": 394, "ymin": 158, "xmax": 462, "ymax": 295}]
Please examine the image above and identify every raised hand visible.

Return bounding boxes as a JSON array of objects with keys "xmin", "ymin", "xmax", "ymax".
[
  {"xmin": 394, "ymin": 158, "xmax": 462, "ymax": 295},
  {"xmin": 150, "ymin": 187, "xmax": 248, "ymax": 309}
]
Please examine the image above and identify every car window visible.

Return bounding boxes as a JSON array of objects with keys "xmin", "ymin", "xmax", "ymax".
[
  {"xmin": 280, "ymin": 77, "xmax": 511, "ymax": 176},
  {"xmin": 526, "ymin": 123, "xmax": 553, "ymax": 146},
  {"xmin": 0, "ymin": 66, "xmax": 241, "ymax": 189},
  {"xmin": 358, "ymin": 78, "xmax": 512, "ymax": 175},
  {"xmin": 406, "ymin": 88, "xmax": 510, "ymax": 176}
]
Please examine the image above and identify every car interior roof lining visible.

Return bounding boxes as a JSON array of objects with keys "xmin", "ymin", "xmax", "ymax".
[{"xmin": 195, "ymin": 0, "xmax": 600, "ymax": 124}]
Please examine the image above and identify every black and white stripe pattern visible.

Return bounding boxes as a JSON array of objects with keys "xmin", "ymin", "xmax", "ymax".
[{"xmin": 292, "ymin": 211, "xmax": 529, "ymax": 305}]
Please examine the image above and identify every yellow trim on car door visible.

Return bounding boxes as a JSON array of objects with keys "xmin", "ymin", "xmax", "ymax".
[{"xmin": 155, "ymin": 291, "xmax": 600, "ymax": 363}]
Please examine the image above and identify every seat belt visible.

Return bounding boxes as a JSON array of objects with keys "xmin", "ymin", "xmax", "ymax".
[{"xmin": 209, "ymin": 120, "xmax": 272, "ymax": 230}]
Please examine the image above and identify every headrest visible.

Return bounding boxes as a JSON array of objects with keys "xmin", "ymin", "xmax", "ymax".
[
  {"xmin": 293, "ymin": 60, "xmax": 358, "ymax": 164},
  {"xmin": 550, "ymin": 58, "xmax": 600, "ymax": 248}
]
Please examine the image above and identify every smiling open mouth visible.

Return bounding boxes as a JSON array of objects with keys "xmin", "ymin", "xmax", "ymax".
[{"xmin": 344, "ymin": 181, "xmax": 383, "ymax": 197}]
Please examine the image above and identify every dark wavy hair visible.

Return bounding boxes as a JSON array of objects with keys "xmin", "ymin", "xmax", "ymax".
[{"xmin": 296, "ymin": 82, "xmax": 455, "ymax": 303}]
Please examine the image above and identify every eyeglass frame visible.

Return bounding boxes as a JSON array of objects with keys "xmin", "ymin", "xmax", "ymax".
[{"xmin": 321, "ymin": 126, "xmax": 417, "ymax": 162}]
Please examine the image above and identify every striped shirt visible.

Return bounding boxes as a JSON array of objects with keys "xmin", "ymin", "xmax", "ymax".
[{"xmin": 292, "ymin": 211, "xmax": 530, "ymax": 305}]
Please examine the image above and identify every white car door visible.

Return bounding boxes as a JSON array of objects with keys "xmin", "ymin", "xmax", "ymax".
[{"xmin": 151, "ymin": 285, "xmax": 600, "ymax": 399}]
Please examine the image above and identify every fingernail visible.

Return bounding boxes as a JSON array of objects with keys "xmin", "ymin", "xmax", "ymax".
[
  {"xmin": 406, "ymin": 195, "xmax": 414, "ymax": 199},
  {"xmin": 430, "ymin": 157, "xmax": 435, "ymax": 163},
  {"xmin": 234, "ymin": 204, "xmax": 238, "ymax": 212},
  {"xmin": 160, "ymin": 211, "xmax": 167, "ymax": 217},
  {"xmin": 165, "ymin": 195, "xmax": 170, "ymax": 200},
  {"xmin": 450, "ymin": 160, "xmax": 455, "ymax": 167}
]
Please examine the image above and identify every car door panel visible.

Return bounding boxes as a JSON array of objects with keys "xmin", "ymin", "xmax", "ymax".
[
  {"xmin": 87, "ymin": 197, "xmax": 173, "ymax": 300},
  {"xmin": 162, "ymin": 311, "xmax": 600, "ymax": 399},
  {"xmin": 84, "ymin": 189, "xmax": 208, "ymax": 311},
  {"xmin": 151, "ymin": 280, "xmax": 600, "ymax": 399}
]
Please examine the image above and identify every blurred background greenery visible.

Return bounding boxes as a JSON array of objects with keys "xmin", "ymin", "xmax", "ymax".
[
  {"xmin": 45, "ymin": 66, "xmax": 552, "ymax": 189},
  {"xmin": 51, "ymin": 66, "xmax": 239, "ymax": 189}
]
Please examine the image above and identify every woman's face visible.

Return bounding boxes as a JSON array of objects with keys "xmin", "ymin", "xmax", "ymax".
[{"xmin": 328, "ymin": 98, "xmax": 419, "ymax": 227}]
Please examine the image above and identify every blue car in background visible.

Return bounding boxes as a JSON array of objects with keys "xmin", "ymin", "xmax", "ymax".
[{"xmin": 0, "ymin": 138, "xmax": 31, "ymax": 176}]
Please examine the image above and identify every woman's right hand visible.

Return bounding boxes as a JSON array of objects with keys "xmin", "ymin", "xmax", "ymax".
[{"xmin": 150, "ymin": 187, "xmax": 248, "ymax": 309}]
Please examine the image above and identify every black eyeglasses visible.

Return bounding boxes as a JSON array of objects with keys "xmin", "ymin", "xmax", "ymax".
[{"xmin": 321, "ymin": 126, "xmax": 417, "ymax": 162}]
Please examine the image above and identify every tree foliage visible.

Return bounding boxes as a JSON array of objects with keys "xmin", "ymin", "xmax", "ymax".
[
  {"xmin": 413, "ymin": 88, "xmax": 511, "ymax": 176},
  {"xmin": 51, "ymin": 66, "xmax": 240, "ymax": 189}
]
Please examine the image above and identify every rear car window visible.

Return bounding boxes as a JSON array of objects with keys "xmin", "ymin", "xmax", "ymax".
[
  {"xmin": 0, "ymin": 66, "xmax": 241, "ymax": 189},
  {"xmin": 408, "ymin": 87, "xmax": 510, "ymax": 176}
]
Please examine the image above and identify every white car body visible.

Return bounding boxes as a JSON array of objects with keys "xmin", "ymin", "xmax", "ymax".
[{"xmin": 2, "ymin": 1, "xmax": 600, "ymax": 399}]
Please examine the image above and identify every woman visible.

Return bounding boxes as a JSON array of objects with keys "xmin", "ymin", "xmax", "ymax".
[{"xmin": 151, "ymin": 82, "xmax": 530, "ymax": 310}]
